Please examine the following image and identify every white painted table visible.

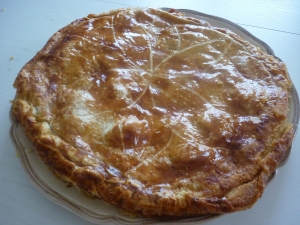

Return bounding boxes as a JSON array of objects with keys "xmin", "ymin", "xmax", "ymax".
[{"xmin": 1, "ymin": 1, "xmax": 299, "ymax": 224}]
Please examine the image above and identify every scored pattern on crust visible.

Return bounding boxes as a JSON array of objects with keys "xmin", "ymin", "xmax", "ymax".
[{"xmin": 12, "ymin": 8, "xmax": 294, "ymax": 217}]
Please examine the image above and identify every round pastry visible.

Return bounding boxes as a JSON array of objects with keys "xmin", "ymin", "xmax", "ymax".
[{"xmin": 12, "ymin": 7, "xmax": 294, "ymax": 217}]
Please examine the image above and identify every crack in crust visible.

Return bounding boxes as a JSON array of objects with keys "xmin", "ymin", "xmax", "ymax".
[{"xmin": 12, "ymin": 8, "xmax": 294, "ymax": 217}]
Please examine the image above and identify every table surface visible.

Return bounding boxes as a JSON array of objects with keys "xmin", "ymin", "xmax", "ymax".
[{"xmin": 1, "ymin": 1, "xmax": 300, "ymax": 225}]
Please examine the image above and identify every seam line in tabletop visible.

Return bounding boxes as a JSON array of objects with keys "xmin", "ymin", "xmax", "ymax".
[{"xmin": 237, "ymin": 23, "xmax": 300, "ymax": 36}]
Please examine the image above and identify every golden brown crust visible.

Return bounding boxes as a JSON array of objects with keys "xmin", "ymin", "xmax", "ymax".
[{"xmin": 12, "ymin": 8, "xmax": 294, "ymax": 217}]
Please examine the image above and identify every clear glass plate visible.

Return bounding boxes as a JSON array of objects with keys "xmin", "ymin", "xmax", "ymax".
[{"xmin": 9, "ymin": 8, "xmax": 300, "ymax": 225}]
